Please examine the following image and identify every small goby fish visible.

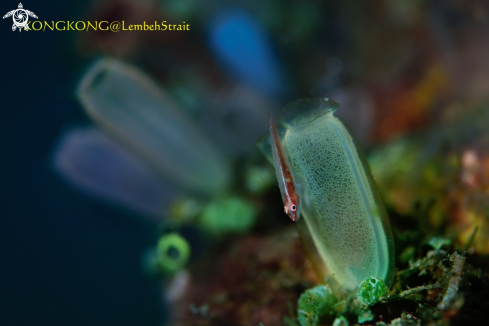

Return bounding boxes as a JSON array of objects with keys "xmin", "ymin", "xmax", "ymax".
[{"xmin": 269, "ymin": 115, "xmax": 301, "ymax": 221}]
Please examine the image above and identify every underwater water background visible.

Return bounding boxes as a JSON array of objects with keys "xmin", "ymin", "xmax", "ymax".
[{"xmin": 0, "ymin": 1, "xmax": 164, "ymax": 325}]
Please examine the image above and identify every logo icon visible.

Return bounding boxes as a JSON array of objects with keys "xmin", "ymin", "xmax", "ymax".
[{"xmin": 3, "ymin": 3, "xmax": 37, "ymax": 32}]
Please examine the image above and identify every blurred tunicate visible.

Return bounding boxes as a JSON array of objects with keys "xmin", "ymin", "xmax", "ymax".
[
  {"xmin": 157, "ymin": 233, "xmax": 191, "ymax": 273},
  {"xmin": 77, "ymin": 58, "xmax": 231, "ymax": 197},
  {"xmin": 208, "ymin": 9, "xmax": 284, "ymax": 97},
  {"xmin": 53, "ymin": 127, "xmax": 178, "ymax": 220}
]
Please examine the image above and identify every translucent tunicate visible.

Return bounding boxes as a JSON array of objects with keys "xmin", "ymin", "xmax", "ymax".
[
  {"xmin": 77, "ymin": 58, "xmax": 231, "ymax": 197},
  {"xmin": 53, "ymin": 127, "xmax": 178, "ymax": 220},
  {"xmin": 208, "ymin": 9, "xmax": 284, "ymax": 96},
  {"xmin": 261, "ymin": 98, "xmax": 395, "ymax": 291}
]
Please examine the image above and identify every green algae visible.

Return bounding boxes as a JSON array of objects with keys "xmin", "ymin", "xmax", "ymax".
[
  {"xmin": 297, "ymin": 285, "xmax": 335, "ymax": 326},
  {"xmin": 357, "ymin": 276, "xmax": 389, "ymax": 306}
]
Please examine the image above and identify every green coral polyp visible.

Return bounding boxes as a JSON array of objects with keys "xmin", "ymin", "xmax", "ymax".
[{"xmin": 278, "ymin": 98, "xmax": 395, "ymax": 291}]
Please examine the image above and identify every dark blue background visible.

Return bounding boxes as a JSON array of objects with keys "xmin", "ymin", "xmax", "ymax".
[{"xmin": 0, "ymin": 2, "xmax": 164, "ymax": 325}]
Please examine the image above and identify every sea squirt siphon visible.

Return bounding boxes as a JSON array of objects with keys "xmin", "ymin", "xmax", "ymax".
[{"xmin": 270, "ymin": 98, "xmax": 395, "ymax": 291}]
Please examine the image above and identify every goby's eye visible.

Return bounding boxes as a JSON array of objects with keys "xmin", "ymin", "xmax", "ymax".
[{"xmin": 290, "ymin": 205, "xmax": 296, "ymax": 212}]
